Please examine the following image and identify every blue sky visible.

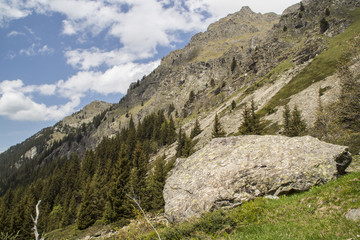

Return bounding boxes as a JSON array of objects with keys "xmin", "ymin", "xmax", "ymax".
[{"xmin": 0, "ymin": 0, "xmax": 300, "ymax": 153}]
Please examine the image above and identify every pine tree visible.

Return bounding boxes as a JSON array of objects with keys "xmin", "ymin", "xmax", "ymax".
[
  {"xmin": 189, "ymin": 90, "xmax": 195, "ymax": 103},
  {"xmin": 190, "ymin": 119, "xmax": 202, "ymax": 139},
  {"xmin": 283, "ymin": 105, "xmax": 307, "ymax": 137},
  {"xmin": 300, "ymin": 2, "xmax": 305, "ymax": 11},
  {"xmin": 238, "ymin": 100, "xmax": 264, "ymax": 135},
  {"xmin": 212, "ymin": 113, "xmax": 226, "ymax": 138},
  {"xmin": 290, "ymin": 105, "xmax": 307, "ymax": 136},
  {"xmin": 129, "ymin": 142, "xmax": 148, "ymax": 207},
  {"xmin": 249, "ymin": 99, "xmax": 263, "ymax": 135},
  {"xmin": 320, "ymin": 17, "xmax": 329, "ymax": 33},
  {"xmin": 77, "ymin": 177, "xmax": 104, "ymax": 230},
  {"xmin": 336, "ymin": 65, "xmax": 360, "ymax": 131},
  {"xmin": 103, "ymin": 144, "xmax": 133, "ymax": 223},
  {"xmin": 231, "ymin": 100, "xmax": 236, "ymax": 110},
  {"xmin": 283, "ymin": 104, "xmax": 291, "ymax": 136},
  {"xmin": 176, "ymin": 128, "xmax": 185, "ymax": 158},
  {"xmin": 325, "ymin": 8, "xmax": 330, "ymax": 16},
  {"xmin": 176, "ymin": 128, "xmax": 194, "ymax": 157},
  {"xmin": 167, "ymin": 116, "xmax": 177, "ymax": 144},
  {"xmin": 147, "ymin": 155, "xmax": 167, "ymax": 210},
  {"xmin": 231, "ymin": 57, "xmax": 237, "ymax": 73}
]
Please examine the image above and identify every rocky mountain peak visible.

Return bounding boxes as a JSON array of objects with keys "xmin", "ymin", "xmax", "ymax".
[
  {"xmin": 191, "ymin": 6, "xmax": 279, "ymax": 46},
  {"xmin": 61, "ymin": 100, "xmax": 111, "ymax": 128}
]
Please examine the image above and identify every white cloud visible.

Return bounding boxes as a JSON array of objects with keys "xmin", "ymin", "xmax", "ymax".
[
  {"xmin": 65, "ymin": 47, "xmax": 143, "ymax": 70},
  {"xmin": 0, "ymin": 60, "xmax": 159, "ymax": 121},
  {"xmin": 0, "ymin": 1, "xmax": 30, "ymax": 27},
  {"xmin": 57, "ymin": 60, "xmax": 160, "ymax": 97},
  {"xmin": 38, "ymin": 45, "xmax": 54, "ymax": 55},
  {"xmin": 0, "ymin": 79, "xmax": 77, "ymax": 121},
  {"xmin": 19, "ymin": 43, "xmax": 54, "ymax": 56},
  {"xmin": 0, "ymin": 0, "xmax": 301, "ymax": 123},
  {"xmin": 7, "ymin": 30, "xmax": 25, "ymax": 37}
]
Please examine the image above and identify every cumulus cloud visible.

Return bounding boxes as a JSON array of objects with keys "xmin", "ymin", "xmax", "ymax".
[
  {"xmin": 0, "ymin": 0, "xmax": 300, "ymax": 122},
  {"xmin": 0, "ymin": 79, "xmax": 77, "ymax": 121},
  {"xmin": 57, "ymin": 60, "xmax": 160, "ymax": 97},
  {"xmin": 0, "ymin": 60, "xmax": 159, "ymax": 121},
  {"xmin": 0, "ymin": 1, "xmax": 30, "ymax": 27},
  {"xmin": 65, "ymin": 47, "xmax": 144, "ymax": 70}
]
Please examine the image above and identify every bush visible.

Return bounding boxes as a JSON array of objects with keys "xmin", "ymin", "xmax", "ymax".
[{"xmin": 229, "ymin": 199, "xmax": 265, "ymax": 225}]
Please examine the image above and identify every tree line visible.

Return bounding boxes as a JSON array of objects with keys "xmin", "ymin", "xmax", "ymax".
[{"xmin": 0, "ymin": 110, "xmax": 177, "ymax": 238}]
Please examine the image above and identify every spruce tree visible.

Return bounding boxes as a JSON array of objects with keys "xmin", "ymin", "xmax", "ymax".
[
  {"xmin": 129, "ymin": 142, "xmax": 148, "ymax": 207},
  {"xmin": 147, "ymin": 155, "xmax": 167, "ymax": 210},
  {"xmin": 231, "ymin": 57, "xmax": 237, "ymax": 73},
  {"xmin": 250, "ymin": 99, "xmax": 263, "ymax": 134},
  {"xmin": 190, "ymin": 119, "xmax": 202, "ymax": 139},
  {"xmin": 282, "ymin": 105, "xmax": 307, "ymax": 137},
  {"xmin": 189, "ymin": 90, "xmax": 195, "ymax": 103},
  {"xmin": 103, "ymin": 144, "xmax": 133, "ymax": 223},
  {"xmin": 176, "ymin": 128, "xmax": 185, "ymax": 158},
  {"xmin": 283, "ymin": 104, "xmax": 291, "ymax": 136},
  {"xmin": 212, "ymin": 113, "xmax": 226, "ymax": 138},
  {"xmin": 238, "ymin": 100, "xmax": 264, "ymax": 135},
  {"xmin": 167, "ymin": 116, "xmax": 177, "ymax": 144},
  {"xmin": 290, "ymin": 105, "xmax": 307, "ymax": 136},
  {"xmin": 300, "ymin": 2, "xmax": 305, "ymax": 11},
  {"xmin": 176, "ymin": 128, "xmax": 194, "ymax": 157},
  {"xmin": 320, "ymin": 17, "xmax": 329, "ymax": 33},
  {"xmin": 336, "ymin": 66, "xmax": 360, "ymax": 131},
  {"xmin": 77, "ymin": 178, "xmax": 103, "ymax": 230},
  {"xmin": 231, "ymin": 100, "xmax": 236, "ymax": 110}
]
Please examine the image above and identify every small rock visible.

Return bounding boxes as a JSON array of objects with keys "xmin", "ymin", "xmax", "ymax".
[
  {"xmin": 345, "ymin": 208, "xmax": 360, "ymax": 221},
  {"xmin": 265, "ymin": 195, "xmax": 279, "ymax": 200}
]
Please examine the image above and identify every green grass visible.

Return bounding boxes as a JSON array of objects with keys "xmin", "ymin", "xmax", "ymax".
[
  {"xmin": 245, "ymin": 60, "xmax": 295, "ymax": 96},
  {"xmin": 258, "ymin": 7, "xmax": 360, "ymax": 117}
]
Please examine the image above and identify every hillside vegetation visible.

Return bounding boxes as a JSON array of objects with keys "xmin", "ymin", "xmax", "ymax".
[{"xmin": 123, "ymin": 158, "xmax": 360, "ymax": 240}]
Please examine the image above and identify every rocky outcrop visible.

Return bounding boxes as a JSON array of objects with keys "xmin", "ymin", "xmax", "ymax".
[{"xmin": 164, "ymin": 135, "xmax": 351, "ymax": 222}]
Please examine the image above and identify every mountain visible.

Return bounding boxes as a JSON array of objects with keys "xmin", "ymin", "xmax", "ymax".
[{"xmin": 1, "ymin": 0, "xmax": 360, "ymax": 238}]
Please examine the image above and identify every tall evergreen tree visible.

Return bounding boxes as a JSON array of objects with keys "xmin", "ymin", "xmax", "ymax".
[
  {"xmin": 176, "ymin": 128, "xmax": 194, "ymax": 157},
  {"xmin": 129, "ymin": 142, "xmax": 148, "ymax": 206},
  {"xmin": 283, "ymin": 104, "xmax": 292, "ymax": 136},
  {"xmin": 167, "ymin": 116, "xmax": 177, "ymax": 144},
  {"xmin": 282, "ymin": 105, "xmax": 307, "ymax": 137},
  {"xmin": 238, "ymin": 100, "xmax": 264, "ymax": 135},
  {"xmin": 104, "ymin": 144, "xmax": 133, "ymax": 223},
  {"xmin": 190, "ymin": 118, "xmax": 202, "ymax": 139},
  {"xmin": 337, "ymin": 66, "xmax": 360, "ymax": 131},
  {"xmin": 77, "ymin": 177, "xmax": 104, "ymax": 230},
  {"xmin": 147, "ymin": 155, "xmax": 167, "ymax": 210},
  {"xmin": 212, "ymin": 113, "xmax": 226, "ymax": 138}
]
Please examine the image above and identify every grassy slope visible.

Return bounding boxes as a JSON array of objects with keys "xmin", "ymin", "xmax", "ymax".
[
  {"xmin": 137, "ymin": 156, "xmax": 360, "ymax": 240},
  {"xmin": 258, "ymin": 7, "xmax": 360, "ymax": 116}
]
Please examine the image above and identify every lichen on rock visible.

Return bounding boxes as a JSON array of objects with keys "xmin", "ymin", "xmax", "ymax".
[{"xmin": 163, "ymin": 135, "xmax": 351, "ymax": 222}]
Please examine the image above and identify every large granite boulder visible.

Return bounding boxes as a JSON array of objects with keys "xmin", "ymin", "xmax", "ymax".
[{"xmin": 164, "ymin": 135, "xmax": 351, "ymax": 222}]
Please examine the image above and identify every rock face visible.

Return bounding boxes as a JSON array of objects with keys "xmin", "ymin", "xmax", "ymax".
[{"xmin": 164, "ymin": 135, "xmax": 351, "ymax": 222}]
